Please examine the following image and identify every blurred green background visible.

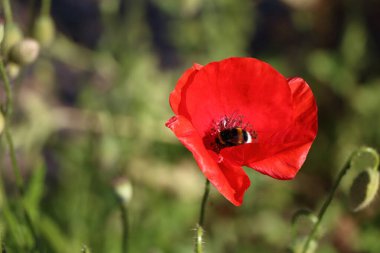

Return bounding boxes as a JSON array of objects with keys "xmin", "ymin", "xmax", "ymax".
[{"xmin": 2, "ymin": 0, "xmax": 380, "ymax": 252}]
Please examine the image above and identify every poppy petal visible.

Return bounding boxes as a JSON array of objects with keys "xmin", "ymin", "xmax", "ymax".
[
  {"xmin": 218, "ymin": 158, "xmax": 251, "ymax": 205},
  {"xmin": 165, "ymin": 115, "xmax": 250, "ymax": 205},
  {"xmin": 169, "ymin": 64, "xmax": 203, "ymax": 114},
  {"xmin": 177, "ymin": 57, "xmax": 293, "ymax": 138},
  {"xmin": 242, "ymin": 142, "xmax": 312, "ymax": 179},
  {"xmin": 221, "ymin": 77, "xmax": 317, "ymax": 179},
  {"xmin": 288, "ymin": 77, "xmax": 318, "ymax": 135}
]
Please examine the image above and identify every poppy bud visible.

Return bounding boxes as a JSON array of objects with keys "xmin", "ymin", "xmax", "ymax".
[
  {"xmin": 291, "ymin": 209, "xmax": 318, "ymax": 236},
  {"xmin": 113, "ymin": 178, "xmax": 133, "ymax": 205},
  {"xmin": 6, "ymin": 62, "xmax": 20, "ymax": 79},
  {"xmin": 349, "ymin": 168, "xmax": 379, "ymax": 212},
  {"xmin": 350, "ymin": 147, "xmax": 379, "ymax": 172},
  {"xmin": 2, "ymin": 23, "xmax": 23, "ymax": 56},
  {"xmin": 289, "ymin": 237, "xmax": 318, "ymax": 253},
  {"xmin": 9, "ymin": 38, "xmax": 40, "ymax": 65},
  {"xmin": 33, "ymin": 15, "xmax": 55, "ymax": 47},
  {"xmin": 81, "ymin": 245, "xmax": 91, "ymax": 253}
]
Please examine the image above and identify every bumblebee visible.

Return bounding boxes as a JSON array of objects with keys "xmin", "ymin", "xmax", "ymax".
[{"xmin": 216, "ymin": 127, "xmax": 253, "ymax": 147}]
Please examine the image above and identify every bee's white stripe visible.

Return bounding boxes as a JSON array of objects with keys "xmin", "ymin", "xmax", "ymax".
[{"xmin": 245, "ymin": 132, "xmax": 252, "ymax": 144}]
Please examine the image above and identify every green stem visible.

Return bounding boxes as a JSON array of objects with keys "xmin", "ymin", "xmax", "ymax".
[
  {"xmin": 4, "ymin": 128, "xmax": 24, "ymax": 194},
  {"xmin": 301, "ymin": 160, "xmax": 351, "ymax": 253},
  {"xmin": 0, "ymin": 59, "xmax": 13, "ymax": 118},
  {"xmin": 0, "ymin": 58, "xmax": 23, "ymax": 192},
  {"xmin": 195, "ymin": 225, "xmax": 204, "ymax": 253},
  {"xmin": 23, "ymin": 209, "xmax": 40, "ymax": 250},
  {"xmin": 0, "ymin": 59, "xmax": 41, "ymax": 251},
  {"xmin": 0, "ymin": 51, "xmax": 27, "ymax": 196},
  {"xmin": 195, "ymin": 179, "xmax": 210, "ymax": 253},
  {"xmin": 41, "ymin": 0, "xmax": 52, "ymax": 16},
  {"xmin": 1, "ymin": 0, "xmax": 13, "ymax": 24},
  {"xmin": 120, "ymin": 203, "xmax": 129, "ymax": 253},
  {"xmin": 198, "ymin": 180, "xmax": 210, "ymax": 227}
]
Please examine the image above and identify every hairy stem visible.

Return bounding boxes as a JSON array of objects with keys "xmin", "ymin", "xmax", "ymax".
[
  {"xmin": 195, "ymin": 179, "xmax": 210, "ymax": 253},
  {"xmin": 198, "ymin": 180, "xmax": 210, "ymax": 227},
  {"xmin": 1, "ymin": 0, "xmax": 13, "ymax": 23},
  {"xmin": 302, "ymin": 160, "xmax": 351, "ymax": 253},
  {"xmin": 120, "ymin": 203, "xmax": 129, "ymax": 253}
]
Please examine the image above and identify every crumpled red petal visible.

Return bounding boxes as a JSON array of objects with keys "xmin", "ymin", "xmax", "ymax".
[
  {"xmin": 165, "ymin": 115, "xmax": 250, "ymax": 206},
  {"xmin": 176, "ymin": 57, "xmax": 293, "ymax": 138},
  {"xmin": 169, "ymin": 63, "xmax": 203, "ymax": 115},
  {"xmin": 221, "ymin": 77, "xmax": 317, "ymax": 179}
]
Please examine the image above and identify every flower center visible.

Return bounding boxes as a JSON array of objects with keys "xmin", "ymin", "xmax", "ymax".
[{"xmin": 203, "ymin": 114, "xmax": 257, "ymax": 153}]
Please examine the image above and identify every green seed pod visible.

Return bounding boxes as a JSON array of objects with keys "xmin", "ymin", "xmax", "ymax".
[
  {"xmin": 33, "ymin": 15, "xmax": 55, "ymax": 47},
  {"xmin": 81, "ymin": 245, "xmax": 91, "ymax": 253},
  {"xmin": 350, "ymin": 147, "xmax": 379, "ymax": 171},
  {"xmin": 289, "ymin": 237, "xmax": 318, "ymax": 253},
  {"xmin": 6, "ymin": 62, "xmax": 21, "ymax": 79},
  {"xmin": 2, "ymin": 23, "xmax": 23, "ymax": 56},
  {"xmin": 9, "ymin": 38, "xmax": 40, "ymax": 65},
  {"xmin": 113, "ymin": 178, "xmax": 133, "ymax": 205},
  {"xmin": 349, "ymin": 168, "xmax": 379, "ymax": 212}
]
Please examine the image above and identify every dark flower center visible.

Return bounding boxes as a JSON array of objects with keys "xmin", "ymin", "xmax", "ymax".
[{"xmin": 203, "ymin": 114, "xmax": 257, "ymax": 153}]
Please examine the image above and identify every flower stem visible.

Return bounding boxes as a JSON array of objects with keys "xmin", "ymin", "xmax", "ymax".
[
  {"xmin": 0, "ymin": 58, "xmax": 23, "ymax": 192},
  {"xmin": 0, "ymin": 58, "xmax": 13, "ymax": 118},
  {"xmin": 195, "ymin": 179, "xmax": 210, "ymax": 253},
  {"xmin": 0, "ymin": 58, "xmax": 40, "ymax": 250},
  {"xmin": 1, "ymin": 0, "xmax": 13, "ymax": 24},
  {"xmin": 301, "ymin": 160, "xmax": 351, "ymax": 253},
  {"xmin": 119, "ymin": 203, "xmax": 129, "ymax": 253},
  {"xmin": 198, "ymin": 179, "xmax": 210, "ymax": 227},
  {"xmin": 4, "ymin": 128, "xmax": 24, "ymax": 193},
  {"xmin": 41, "ymin": 0, "xmax": 51, "ymax": 16}
]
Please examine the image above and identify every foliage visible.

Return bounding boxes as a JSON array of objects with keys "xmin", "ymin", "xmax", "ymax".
[{"xmin": 0, "ymin": 0, "xmax": 380, "ymax": 252}]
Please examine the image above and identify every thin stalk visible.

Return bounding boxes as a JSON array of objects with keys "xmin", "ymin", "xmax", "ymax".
[
  {"xmin": 0, "ymin": 59, "xmax": 23, "ymax": 192},
  {"xmin": 0, "ymin": 59, "xmax": 41, "ymax": 251},
  {"xmin": 1, "ymin": 0, "xmax": 13, "ymax": 24},
  {"xmin": 198, "ymin": 180, "xmax": 210, "ymax": 227},
  {"xmin": 4, "ymin": 128, "xmax": 24, "ymax": 194},
  {"xmin": 120, "ymin": 203, "xmax": 129, "ymax": 253},
  {"xmin": 302, "ymin": 160, "xmax": 351, "ymax": 253},
  {"xmin": 0, "ymin": 59, "xmax": 13, "ymax": 118},
  {"xmin": 41, "ymin": 0, "xmax": 51, "ymax": 16},
  {"xmin": 195, "ymin": 179, "xmax": 210, "ymax": 253}
]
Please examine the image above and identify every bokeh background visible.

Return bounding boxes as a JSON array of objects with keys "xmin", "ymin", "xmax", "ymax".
[{"xmin": 2, "ymin": 0, "xmax": 380, "ymax": 252}]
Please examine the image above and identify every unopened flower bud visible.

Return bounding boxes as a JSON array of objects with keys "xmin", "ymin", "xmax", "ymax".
[
  {"xmin": 349, "ymin": 168, "xmax": 379, "ymax": 212},
  {"xmin": 9, "ymin": 38, "xmax": 40, "ymax": 65},
  {"xmin": 81, "ymin": 245, "xmax": 91, "ymax": 253},
  {"xmin": 2, "ymin": 23, "xmax": 23, "ymax": 55},
  {"xmin": 6, "ymin": 62, "xmax": 20, "ymax": 79},
  {"xmin": 350, "ymin": 147, "xmax": 379, "ymax": 171},
  {"xmin": 33, "ymin": 15, "xmax": 55, "ymax": 47},
  {"xmin": 113, "ymin": 178, "xmax": 133, "ymax": 205},
  {"xmin": 289, "ymin": 237, "xmax": 318, "ymax": 253}
]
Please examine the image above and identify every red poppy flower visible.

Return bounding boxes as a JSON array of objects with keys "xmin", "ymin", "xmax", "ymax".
[{"xmin": 165, "ymin": 57, "xmax": 318, "ymax": 206}]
